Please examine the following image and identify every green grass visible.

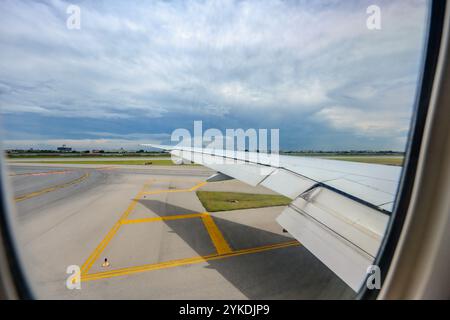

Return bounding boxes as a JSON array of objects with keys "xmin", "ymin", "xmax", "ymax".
[
  {"xmin": 196, "ymin": 191, "xmax": 291, "ymax": 212},
  {"xmin": 321, "ymin": 156, "xmax": 403, "ymax": 166},
  {"xmin": 21, "ymin": 160, "xmax": 188, "ymax": 166}
]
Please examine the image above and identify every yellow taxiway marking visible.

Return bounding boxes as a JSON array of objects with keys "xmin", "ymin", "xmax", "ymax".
[
  {"xmin": 81, "ymin": 178, "xmax": 212, "ymax": 276},
  {"xmin": 122, "ymin": 213, "xmax": 206, "ymax": 225},
  {"xmin": 122, "ymin": 211, "xmax": 232, "ymax": 255},
  {"xmin": 14, "ymin": 172, "xmax": 89, "ymax": 202},
  {"xmin": 81, "ymin": 240, "xmax": 300, "ymax": 282},
  {"xmin": 123, "ymin": 211, "xmax": 233, "ymax": 255},
  {"xmin": 201, "ymin": 213, "xmax": 232, "ymax": 255},
  {"xmin": 189, "ymin": 181, "xmax": 207, "ymax": 191},
  {"xmin": 9, "ymin": 170, "xmax": 72, "ymax": 177},
  {"xmin": 80, "ymin": 181, "xmax": 152, "ymax": 275}
]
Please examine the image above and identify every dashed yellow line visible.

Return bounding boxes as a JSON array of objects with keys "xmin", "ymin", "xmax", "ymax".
[
  {"xmin": 14, "ymin": 172, "xmax": 89, "ymax": 202},
  {"xmin": 122, "ymin": 213, "xmax": 206, "ymax": 225},
  {"xmin": 201, "ymin": 213, "xmax": 232, "ymax": 255},
  {"xmin": 81, "ymin": 241, "xmax": 300, "ymax": 282}
]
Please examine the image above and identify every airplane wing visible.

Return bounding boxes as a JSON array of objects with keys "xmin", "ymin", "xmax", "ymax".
[{"xmin": 144, "ymin": 144, "xmax": 402, "ymax": 291}]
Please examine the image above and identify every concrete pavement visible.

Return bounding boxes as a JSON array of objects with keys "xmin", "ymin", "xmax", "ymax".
[{"xmin": 5, "ymin": 164, "xmax": 354, "ymax": 299}]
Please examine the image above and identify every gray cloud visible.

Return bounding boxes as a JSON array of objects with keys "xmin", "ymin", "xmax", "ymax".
[{"xmin": 0, "ymin": 0, "xmax": 428, "ymax": 150}]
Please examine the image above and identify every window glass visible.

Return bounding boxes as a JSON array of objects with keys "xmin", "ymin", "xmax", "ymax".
[{"xmin": 0, "ymin": 0, "xmax": 429, "ymax": 299}]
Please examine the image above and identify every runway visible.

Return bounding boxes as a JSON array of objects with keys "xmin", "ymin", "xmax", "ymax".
[{"xmin": 6, "ymin": 163, "xmax": 354, "ymax": 299}]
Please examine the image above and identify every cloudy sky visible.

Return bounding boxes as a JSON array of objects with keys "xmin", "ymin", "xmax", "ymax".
[{"xmin": 0, "ymin": 0, "xmax": 428, "ymax": 151}]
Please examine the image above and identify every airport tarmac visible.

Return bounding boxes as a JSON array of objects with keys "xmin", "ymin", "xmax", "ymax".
[{"xmin": 6, "ymin": 163, "xmax": 354, "ymax": 299}]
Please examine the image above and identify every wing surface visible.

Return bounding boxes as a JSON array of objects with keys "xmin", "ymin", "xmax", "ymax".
[{"xmin": 145, "ymin": 144, "xmax": 401, "ymax": 291}]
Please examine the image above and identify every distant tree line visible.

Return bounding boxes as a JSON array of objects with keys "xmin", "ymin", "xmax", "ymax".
[
  {"xmin": 5, "ymin": 148, "xmax": 403, "ymax": 158},
  {"xmin": 280, "ymin": 150, "xmax": 404, "ymax": 156},
  {"xmin": 4, "ymin": 149, "xmax": 170, "ymax": 158}
]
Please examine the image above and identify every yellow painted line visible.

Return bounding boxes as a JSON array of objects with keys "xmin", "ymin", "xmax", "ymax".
[
  {"xmin": 118, "ymin": 189, "xmax": 149, "ymax": 222},
  {"xmin": 142, "ymin": 181, "xmax": 207, "ymax": 195},
  {"xmin": 80, "ymin": 178, "xmax": 204, "ymax": 274},
  {"xmin": 80, "ymin": 220, "xmax": 121, "ymax": 275},
  {"xmin": 14, "ymin": 172, "xmax": 89, "ymax": 202},
  {"xmin": 82, "ymin": 240, "xmax": 300, "ymax": 282},
  {"xmin": 201, "ymin": 213, "xmax": 232, "ymax": 255},
  {"xmin": 189, "ymin": 181, "xmax": 207, "ymax": 191},
  {"xmin": 80, "ymin": 181, "xmax": 152, "ymax": 275},
  {"xmin": 9, "ymin": 170, "xmax": 72, "ymax": 177},
  {"xmin": 122, "ymin": 213, "xmax": 206, "ymax": 225}
]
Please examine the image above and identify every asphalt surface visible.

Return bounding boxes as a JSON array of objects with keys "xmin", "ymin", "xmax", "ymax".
[{"xmin": 5, "ymin": 163, "xmax": 354, "ymax": 299}]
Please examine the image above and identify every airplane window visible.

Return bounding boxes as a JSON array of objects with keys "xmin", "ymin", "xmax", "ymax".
[{"xmin": 0, "ymin": 0, "xmax": 432, "ymax": 299}]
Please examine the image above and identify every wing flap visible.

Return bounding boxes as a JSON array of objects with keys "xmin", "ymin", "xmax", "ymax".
[
  {"xmin": 277, "ymin": 207, "xmax": 372, "ymax": 291},
  {"xmin": 260, "ymin": 169, "xmax": 317, "ymax": 199},
  {"xmin": 325, "ymin": 178, "xmax": 395, "ymax": 206},
  {"xmin": 290, "ymin": 188, "xmax": 388, "ymax": 256}
]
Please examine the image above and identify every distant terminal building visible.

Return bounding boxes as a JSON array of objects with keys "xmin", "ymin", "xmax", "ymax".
[{"xmin": 57, "ymin": 145, "xmax": 72, "ymax": 152}]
